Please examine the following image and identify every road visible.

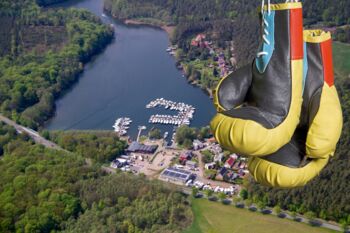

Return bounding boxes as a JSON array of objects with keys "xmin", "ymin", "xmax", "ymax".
[{"xmin": 0, "ymin": 114, "xmax": 64, "ymax": 151}]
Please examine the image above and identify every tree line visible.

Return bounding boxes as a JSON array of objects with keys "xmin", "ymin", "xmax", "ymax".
[
  {"xmin": 0, "ymin": 123, "xmax": 192, "ymax": 232},
  {"xmin": 48, "ymin": 130, "xmax": 127, "ymax": 163}
]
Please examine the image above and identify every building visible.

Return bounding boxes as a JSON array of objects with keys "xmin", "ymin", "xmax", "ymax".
[
  {"xmin": 224, "ymin": 154, "xmax": 238, "ymax": 168},
  {"xmin": 206, "ymin": 137, "xmax": 216, "ymax": 144},
  {"xmin": 120, "ymin": 155, "xmax": 130, "ymax": 160},
  {"xmin": 205, "ymin": 162, "xmax": 216, "ymax": 170},
  {"xmin": 191, "ymin": 34, "xmax": 207, "ymax": 47},
  {"xmin": 186, "ymin": 160, "xmax": 197, "ymax": 169},
  {"xmin": 213, "ymin": 153, "xmax": 224, "ymax": 162},
  {"xmin": 219, "ymin": 167, "xmax": 228, "ymax": 176},
  {"xmin": 224, "ymin": 156, "xmax": 236, "ymax": 168},
  {"xmin": 210, "ymin": 143, "xmax": 222, "ymax": 154},
  {"xmin": 233, "ymin": 161, "xmax": 243, "ymax": 170},
  {"xmin": 110, "ymin": 158, "xmax": 128, "ymax": 169},
  {"xmin": 179, "ymin": 151, "xmax": 193, "ymax": 164},
  {"xmin": 126, "ymin": 141, "xmax": 158, "ymax": 154},
  {"xmin": 159, "ymin": 167, "xmax": 196, "ymax": 184},
  {"xmin": 193, "ymin": 139, "xmax": 205, "ymax": 150}
]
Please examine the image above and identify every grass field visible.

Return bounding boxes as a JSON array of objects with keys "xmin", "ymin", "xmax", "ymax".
[
  {"xmin": 183, "ymin": 199, "xmax": 337, "ymax": 233},
  {"xmin": 333, "ymin": 41, "xmax": 350, "ymax": 78}
]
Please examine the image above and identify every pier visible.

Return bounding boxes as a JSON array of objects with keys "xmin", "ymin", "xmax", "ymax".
[
  {"xmin": 146, "ymin": 98, "xmax": 195, "ymax": 126},
  {"xmin": 112, "ymin": 117, "xmax": 132, "ymax": 136}
]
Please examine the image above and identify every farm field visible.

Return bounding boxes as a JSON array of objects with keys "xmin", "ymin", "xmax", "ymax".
[
  {"xmin": 333, "ymin": 41, "xmax": 350, "ymax": 77},
  {"xmin": 183, "ymin": 198, "xmax": 337, "ymax": 233}
]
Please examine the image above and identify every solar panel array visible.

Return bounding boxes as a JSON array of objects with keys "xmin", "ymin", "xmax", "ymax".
[
  {"xmin": 168, "ymin": 167, "xmax": 192, "ymax": 175},
  {"xmin": 161, "ymin": 167, "xmax": 193, "ymax": 181}
]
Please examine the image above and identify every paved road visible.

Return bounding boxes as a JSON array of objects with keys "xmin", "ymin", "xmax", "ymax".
[{"xmin": 0, "ymin": 114, "xmax": 64, "ymax": 151}]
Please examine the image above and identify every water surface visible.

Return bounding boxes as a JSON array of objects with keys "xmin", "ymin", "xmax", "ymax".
[{"xmin": 46, "ymin": 0, "xmax": 215, "ymax": 138}]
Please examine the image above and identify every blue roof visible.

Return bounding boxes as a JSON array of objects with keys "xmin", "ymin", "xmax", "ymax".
[
  {"xmin": 219, "ymin": 167, "xmax": 228, "ymax": 176},
  {"xmin": 161, "ymin": 167, "xmax": 194, "ymax": 181}
]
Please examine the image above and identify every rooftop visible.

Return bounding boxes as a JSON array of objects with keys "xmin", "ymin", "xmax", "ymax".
[
  {"xmin": 160, "ymin": 167, "xmax": 195, "ymax": 183},
  {"xmin": 126, "ymin": 141, "xmax": 158, "ymax": 154}
]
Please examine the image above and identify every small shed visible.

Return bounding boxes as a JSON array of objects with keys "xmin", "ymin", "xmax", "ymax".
[{"xmin": 186, "ymin": 160, "xmax": 197, "ymax": 169}]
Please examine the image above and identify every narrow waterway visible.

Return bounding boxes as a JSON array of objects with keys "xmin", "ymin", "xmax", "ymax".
[{"xmin": 45, "ymin": 0, "xmax": 215, "ymax": 138}]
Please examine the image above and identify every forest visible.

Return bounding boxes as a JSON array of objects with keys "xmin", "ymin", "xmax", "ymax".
[
  {"xmin": 175, "ymin": 125, "xmax": 211, "ymax": 148},
  {"xmin": 0, "ymin": 122, "xmax": 192, "ymax": 232},
  {"xmin": 48, "ymin": 130, "xmax": 127, "ymax": 163},
  {"xmin": 104, "ymin": 0, "xmax": 350, "ymax": 51},
  {"xmin": 0, "ymin": 0, "xmax": 114, "ymax": 130}
]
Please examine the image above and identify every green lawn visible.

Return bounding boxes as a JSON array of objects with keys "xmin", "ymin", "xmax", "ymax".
[
  {"xmin": 333, "ymin": 41, "xmax": 350, "ymax": 78},
  {"xmin": 183, "ymin": 199, "xmax": 337, "ymax": 233}
]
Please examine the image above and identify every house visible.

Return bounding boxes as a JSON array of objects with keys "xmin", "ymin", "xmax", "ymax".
[
  {"xmin": 225, "ymin": 157, "xmax": 235, "ymax": 168},
  {"xmin": 224, "ymin": 154, "xmax": 238, "ymax": 168},
  {"xmin": 193, "ymin": 139, "xmax": 205, "ymax": 150},
  {"xmin": 110, "ymin": 158, "xmax": 128, "ymax": 169},
  {"xmin": 179, "ymin": 151, "xmax": 192, "ymax": 163},
  {"xmin": 214, "ymin": 153, "xmax": 224, "ymax": 163},
  {"xmin": 231, "ymin": 173, "xmax": 239, "ymax": 180},
  {"xmin": 186, "ymin": 160, "xmax": 197, "ymax": 169},
  {"xmin": 210, "ymin": 144, "xmax": 222, "ymax": 154},
  {"xmin": 120, "ymin": 155, "xmax": 130, "ymax": 160},
  {"xmin": 223, "ymin": 171, "xmax": 239, "ymax": 183},
  {"xmin": 219, "ymin": 167, "xmax": 228, "ymax": 176},
  {"xmin": 191, "ymin": 34, "xmax": 207, "ymax": 47},
  {"xmin": 238, "ymin": 169, "xmax": 246, "ymax": 178},
  {"xmin": 205, "ymin": 162, "xmax": 216, "ymax": 170},
  {"xmin": 215, "ymin": 167, "xmax": 228, "ymax": 181},
  {"xmin": 191, "ymin": 40, "xmax": 200, "ymax": 47},
  {"xmin": 206, "ymin": 137, "xmax": 216, "ymax": 144},
  {"xmin": 239, "ymin": 162, "xmax": 246, "ymax": 169},
  {"xmin": 126, "ymin": 141, "xmax": 158, "ymax": 154},
  {"xmin": 110, "ymin": 160, "xmax": 121, "ymax": 169},
  {"xmin": 232, "ymin": 161, "xmax": 241, "ymax": 170}
]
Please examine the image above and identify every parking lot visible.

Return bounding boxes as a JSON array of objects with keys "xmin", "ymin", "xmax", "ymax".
[{"xmin": 128, "ymin": 147, "xmax": 181, "ymax": 178}]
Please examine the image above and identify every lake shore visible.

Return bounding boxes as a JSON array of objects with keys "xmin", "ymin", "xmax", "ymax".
[
  {"xmin": 123, "ymin": 19, "xmax": 175, "ymax": 38},
  {"xmin": 122, "ymin": 18, "xmax": 212, "ymax": 97}
]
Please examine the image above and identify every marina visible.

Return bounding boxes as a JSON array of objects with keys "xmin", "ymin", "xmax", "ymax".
[
  {"xmin": 146, "ymin": 98, "xmax": 195, "ymax": 126},
  {"xmin": 112, "ymin": 117, "xmax": 132, "ymax": 136}
]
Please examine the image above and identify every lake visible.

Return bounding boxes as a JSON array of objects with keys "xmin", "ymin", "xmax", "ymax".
[{"xmin": 46, "ymin": 0, "xmax": 215, "ymax": 139}]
